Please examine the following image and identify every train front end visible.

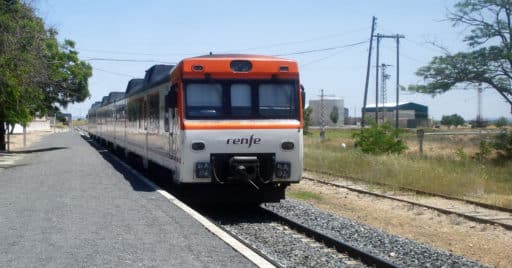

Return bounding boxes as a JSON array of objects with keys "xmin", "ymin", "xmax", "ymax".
[{"xmin": 175, "ymin": 55, "xmax": 304, "ymax": 203}]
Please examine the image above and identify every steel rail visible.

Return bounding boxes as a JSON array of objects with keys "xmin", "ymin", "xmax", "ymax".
[
  {"xmin": 211, "ymin": 220, "xmax": 285, "ymax": 268},
  {"xmin": 304, "ymin": 169, "xmax": 512, "ymax": 214},
  {"xmin": 261, "ymin": 207, "xmax": 399, "ymax": 268},
  {"xmin": 303, "ymin": 175, "xmax": 512, "ymax": 231}
]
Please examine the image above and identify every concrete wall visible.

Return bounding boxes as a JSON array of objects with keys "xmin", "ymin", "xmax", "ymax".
[
  {"xmin": 309, "ymin": 98, "xmax": 344, "ymax": 127},
  {"xmin": 11, "ymin": 117, "xmax": 51, "ymax": 134}
]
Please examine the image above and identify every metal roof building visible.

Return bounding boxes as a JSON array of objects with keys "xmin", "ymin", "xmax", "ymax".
[{"xmin": 363, "ymin": 102, "xmax": 429, "ymax": 128}]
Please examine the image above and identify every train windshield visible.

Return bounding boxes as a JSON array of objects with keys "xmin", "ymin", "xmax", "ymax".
[{"xmin": 184, "ymin": 80, "xmax": 299, "ymax": 120}]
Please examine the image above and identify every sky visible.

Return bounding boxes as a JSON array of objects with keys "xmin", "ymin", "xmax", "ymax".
[{"xmin": 34, "ymin": 0, "xmax": 512, "ymax": 121}]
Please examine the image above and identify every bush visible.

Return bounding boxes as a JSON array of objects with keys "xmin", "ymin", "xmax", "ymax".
[
  {"xmin": 352, "ymin": 121, "xmax": 407, "ymax": 154},
  {"xmin": 474, "ymin": 140, "xmax": 491, "ymax": 162},
  {"xmin": 441, "ymin": 114, "xmax": 465, "ymax": 127},
  {"xmin": 493, "ymin": 130, "xmax": 512, "ymax": 161},
  {"xmin": 494, "ymin": 117, "xmax": 509, "ymax": 128}
]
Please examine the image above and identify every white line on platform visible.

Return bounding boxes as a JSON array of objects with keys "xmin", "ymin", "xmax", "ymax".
[{"xmin": 81, "ymin": 133, "xmax": 275, "ymax": 268}]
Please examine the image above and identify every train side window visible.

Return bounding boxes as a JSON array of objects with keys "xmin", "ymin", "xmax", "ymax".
[
  {"xmin": 164, "ymin": 85, "xmax": 177, "ymax": 132},
  {"xmin": 165, "ymin": 86, "xmax": 178, "ymax": 110},
  {"xmin": 149, "ymin": 94, "xmax": 159, "ymax": 131},
  {"xmin": 139, "ymin": 98, "xmax": 144, "ymax": 129}
]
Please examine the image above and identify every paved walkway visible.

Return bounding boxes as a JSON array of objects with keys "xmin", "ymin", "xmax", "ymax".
[{"xmin": 0, "ymin": 131, "xmax": 255, "ymax": 267}]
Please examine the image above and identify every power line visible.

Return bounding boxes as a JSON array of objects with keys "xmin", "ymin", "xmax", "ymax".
[
  {"xmin": 80, "ymin": 48, "xmax": 196, "ymax": 57},
  {"xmin": 381, "ymin": 45, "xmax": 423, "ymax": 63},
  {"xmin": 273, "ymin": 40, "xmax": 368, "ymax": 57},
  {"xmin": 93, "ymin": 67, "xmax": 136, "ymax": 78},
  {"xmin": 78, "ymin": 28, "xmax": 370, "ymax": 57},
  {"xmin": 300, "ymin": 43, "xmax": 366, "ymax": 67},
  {"xmin": 84, "ymin": 57, "xmax": 177, "ymax": 64},
  {"xmin": 231, "ymin": 27, "xmax": 370, "ymax": 52}
]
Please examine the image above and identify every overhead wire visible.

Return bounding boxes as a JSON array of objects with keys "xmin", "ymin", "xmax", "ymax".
[
  {"xmin": 80, "ymin": 48, "xmax": 195, "ymax": 57},
  {"xmin": 300, "ymin": 41, "xmax": 368, "ymax": 67},
  {"xmin": 78, "ymin": 27, "xmax": 370, "ymax": 58},
  {"xmin": 230, "ymin": 26, "xmax": 370, "ymax": 52},
  {"xmin": 272, "ymin": 40, "xmax": 369, "ymax": 57},
  {"xmin": 93, "ymin": 67, "xmax": 136, "ymax": 78},
  {"xmin": 84, "ymin": 57, "xmax": 177, "ymax": 64}
]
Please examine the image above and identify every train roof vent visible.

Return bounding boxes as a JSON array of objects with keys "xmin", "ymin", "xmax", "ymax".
[
  {"xmin": 144, "ymin": 64, "xmax": 174, "ymax": 88},
  {"xmin": 90, "ymin": 101, "xmax": 102, "ymax": 109},
  {"xmin": 125, "ymin": 78, "xmax": 144, "ymax": 95},
  {"xmin": 107, "ymin": 92, "xmax": 125, "ymax": 103}
]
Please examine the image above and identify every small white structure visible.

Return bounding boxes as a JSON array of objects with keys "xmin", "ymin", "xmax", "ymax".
[
  {"xmin": 12, "ymin": 116, "xmax": 51, "ymax": 133},
  {"xmin": 309, "ymin": 97, "xmax": 345, "ymax": 127}
]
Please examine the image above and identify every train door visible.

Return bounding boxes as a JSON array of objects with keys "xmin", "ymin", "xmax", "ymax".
[
  {"xmin": 144, "ymin": 95, "xmax": 149, "ymax": 166},
  {"xmin": 165, "ymin": 85, "xmax": 178, "ymax": 159}
]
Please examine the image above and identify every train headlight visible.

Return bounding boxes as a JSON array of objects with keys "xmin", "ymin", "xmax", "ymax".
[
  {"xmin": 275, "ymin": 162, "xmax": 291, "ymax": 179},
  {"xmin": 281, "ymin": 141, "xmax": 294, "ymax": 150},
  {"xmin": 195, "ymin": 162, "xmax": 211, "ymax": 178}
]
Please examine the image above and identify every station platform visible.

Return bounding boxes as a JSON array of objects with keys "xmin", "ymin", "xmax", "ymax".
[{"xmin": 0, "ymin": 130, "xmax": 256, "ymax": 267}]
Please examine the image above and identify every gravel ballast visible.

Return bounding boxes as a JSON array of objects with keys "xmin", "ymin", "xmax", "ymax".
[
  {"xmin": 216, "ymin": 209, "xmax": 368, "ymax": 268},
  {"xmin": 263, "ymin": 199, "xmax": 486, "ymax": 267}
]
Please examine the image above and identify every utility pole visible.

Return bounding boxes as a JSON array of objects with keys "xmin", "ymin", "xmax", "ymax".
[
  {"xmin": 395, "ymin": 34, "xmax": 402, "ymax": 128},
  {"xmin": 477, "ymin": 84, "xmax": 483, "ymax": 127},
  {"xmin": 375, "ymin": 34, "xmax": 381, "ymax": 124},
  {"xmin": 362, "ymin": 16, "xmax": 376, "ymax": 127},
  {"xmin": 381, "ymin": 63, "xmax": 391, "ymax": 121},
  {"xmin": 318, "ymin": 89, "xmax": 335, "ymax": 140},
  {"xmin": 380, "ymin": 63, "xmax": 391, "ymax": 105},
  {"xmin": 373, "ymin": 33, "xmax": 405, "ymax": 127},
  {"xmin": 320, "ymin": 89, "xmax": 326, "ymax": 140}
]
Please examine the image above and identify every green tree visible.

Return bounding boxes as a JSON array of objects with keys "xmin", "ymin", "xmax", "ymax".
[
  {"xmin": 352, "ymin": 121, "xmax": 408, "ymax": 154},
  {"xmin": 0, "ymin": 0, "xmax": 91, "ymax": 151},
  {"xmin": 441, "ymin": 114, "xmax": 466, "ymax": 126},
  {"xmin": 409, "ymin": 0, "xmax": 512, "ymax": 110},
  {"xmin": 303, "ymin": 106, "xmax": 313, "ymax": 134},
  {"xmin": 495, "ymin": 116, "xmax": 509, "ymax": 128},
  {"xmin": 329, "ymin": 106, "xmax": 339, "ymax": 124}
]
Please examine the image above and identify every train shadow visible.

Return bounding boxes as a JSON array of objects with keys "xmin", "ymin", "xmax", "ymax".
[
  {"xmin": 79, "ymin": 134, "xmax": 155, "ymax": 193},
  {"xmin": 2, "ymin": 147, "xmax": 68, "ymax": 154},
  {"xmin": 78, "ymin": 133, "xmax": 274, "ymax": 215}
]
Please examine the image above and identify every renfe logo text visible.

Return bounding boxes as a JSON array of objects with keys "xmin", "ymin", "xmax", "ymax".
[{"xmin": 226, "ymin": 135, "xmax": 261, "ymax": 148}]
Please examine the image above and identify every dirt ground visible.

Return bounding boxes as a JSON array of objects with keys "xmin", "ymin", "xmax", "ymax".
[
  {"xmin": 288, "ymin": 177, "xmax": 512, "ymax": 267},
  {"xmin": 5, "ymin": 131, "xmax": 52, "ymax": 151}
]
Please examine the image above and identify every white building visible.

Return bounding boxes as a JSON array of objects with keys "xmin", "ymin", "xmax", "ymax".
[
  {"xmin": 11, "ymin": 116, "xmax": 51, "ymax": 134},
  {"xmin": 308, "ymin": 98, "xmax": 344, "ymax": 127}
]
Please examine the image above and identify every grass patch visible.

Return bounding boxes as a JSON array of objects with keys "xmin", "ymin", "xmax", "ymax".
[
  {"xmin": 288, "ymin": 190, "xmax": 323, "ymax": 201},
  {"xmin": 304, "ymin": 131, "xmax": 512, "ymax": 209}
]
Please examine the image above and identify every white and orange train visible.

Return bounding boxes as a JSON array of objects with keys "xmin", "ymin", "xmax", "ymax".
[{"xmin": 87, "ymin": 54, "xmax": 304, "ymax": 203}]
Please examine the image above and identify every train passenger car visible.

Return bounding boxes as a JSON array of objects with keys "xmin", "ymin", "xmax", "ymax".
[{"xmin": 88, "ymin": 54, "xmax": 304, "ymax": 203}]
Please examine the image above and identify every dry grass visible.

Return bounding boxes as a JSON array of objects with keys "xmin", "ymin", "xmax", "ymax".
[{"xmin": 304, "ymin": 129, "xmax": 512, "ymax": 209}]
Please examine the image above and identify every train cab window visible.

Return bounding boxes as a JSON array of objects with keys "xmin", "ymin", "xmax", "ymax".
[
  {"xmin": 258, "ymin": 83, "xmax": 297, "ymax": 118},
  {"xmin": 186, "ymin": 83, "xmax": 223, "ymax": 118},
  {"xmin": 230, "ymin": 83, "xmax": 251, "ymax": 115}
]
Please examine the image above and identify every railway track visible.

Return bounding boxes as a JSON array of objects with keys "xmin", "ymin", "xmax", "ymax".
[
  {"xmin": 302, "ymin": 172, "xmax": 512, "ymax": 231},
  {"xmin": 260, "ymin": 207, "xmax": 397, "ymax": 267},
  {"xmin": 82, "ymin": 130, "xmax": 483, "ymax": 267},
  {"xmin": 203, "ymin": 206, "xmax": 398, "ymax": 268}
]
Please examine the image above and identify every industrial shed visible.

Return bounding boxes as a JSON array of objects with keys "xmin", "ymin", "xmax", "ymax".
[{"xmin": 363, "ymin": 102, "xmax": 428, "ymax": 128}]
